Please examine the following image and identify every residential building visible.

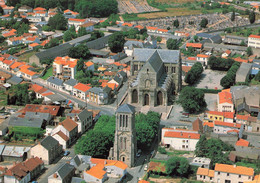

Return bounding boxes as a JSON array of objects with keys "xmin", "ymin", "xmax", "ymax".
[
  {"xmin": 196, "ymin": 33, "xmax": 222, "ymax": 44},
  {"xmin": 18, "ymin": 104, "xmax": 61, "ymax": 118},
  {"xmin": 161, "ymin": 128, "xmax": 200, "ymax": 151},
  {"xmin": 85, "ymin": 61, "xmax": 94, "ymax": 71},
  {"xmin": 63, "ymin": 78, "xmax": 77, "ymax": 92},
  {"xmin": 80, "ymin": 22, "xmax": 94, "ymax": 32},
  {"xmin": 192, "ymin": 118, "xmax": 203, "ymax": 133},
  {"xmin": 207, "ymin": 111, "xmax": 225, "ymax": 121},
  {"xmin": 4, "ymin": 157, "xmax": 44, "ymax": 183},
  {"xmin": 248, "ymin": 34, "xmax": 260, "ymax": 48},
  {"xmin": 68, "ymin": 18, "xmax": 86, "ymax": 30},
  {"xmin": 18, "ymin": 5, "xmax": 33, "ymax": 13},
  {"xmin": 186, "ymin": 43, "xmax": 203, "ymax": 51},
  {"xmin": 2, "ymin": 146, "xmax": 30, "ymax": 162},
  {"xmin": 48, "ymin": 163, "xmax": 75, "ymax": 183},
  {"xmin": 51, "ymin": 118, "xmax": 78, "ymax": 149},
  {"xmin": 83, "ymin": 165, "xmax": 108, "ymax": 183},
  {"xmin": 196, "ymin": 54, "xmax": 210, "ymax": 66},
  {"xmin": 87, "ymin": 87, "xmax": 111, "ymax": 105},
  {"xmin": 213, "ymin": 121, "xmax": 241, "ymax": 134},
  {"xmin": 222, "ymin": 50, "xmax": 232, "ymax": 58},
  {"xmin": 29, "ymin": 136, "xmax": 63, "ymax": 165},
  {"xmin": 236, "ymin": 139, "xmax": 249, "ymax": 147},
  {"xmin": 2, "ymin": 6, "xmax": 14, "ymax": 15},
  {"xmin": 196, "ymin": 167, "xmax": 215, "ymax": 182},
  {"xmin": 53, "ymin": 56, "xmax": 78, "ymax": 80},
  {"xmin": 190, "ymin": 157, "xmax": 211, "ymax": 169},
  {"xmin": 17, "ymin": 65, "xmax": 38, "ymax": 80},
  {"xmin": 73, "ymin": 83, "xmax": 91, "ymax": 100},
  {"xmin": 218, "ymin": 90, "xmax": 234, "ymax": 112},
  {"xmin": 67, "ymin": 109, "xmax": 93, "ymax": 134},
  {"xmin": 46, "ymin": 76, "xmax": 64, "ymax": 90}
]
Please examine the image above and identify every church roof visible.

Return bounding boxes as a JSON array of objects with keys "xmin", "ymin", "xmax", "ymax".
[
  {"xmin": 133, "ymin": 48, "xmax": 180, "ymax": 64},
  {"xmin": 143, "ymin": 50, "xmax": 163, "ymax": 73},
  {"xmin": 116, "ymin": 104, "xmax": 135, "ymax": 114}
]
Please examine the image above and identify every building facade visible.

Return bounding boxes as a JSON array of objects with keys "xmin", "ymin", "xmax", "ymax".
[
  {"xmin": 109, "ymin": 104, "xmax": 137, "ymax": 168},
  {"xmin": 129, "ymin": 49, "xmax": 181, "ymax": 107}
]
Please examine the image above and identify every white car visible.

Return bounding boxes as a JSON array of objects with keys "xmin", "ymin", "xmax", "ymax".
[{"xmin": 144, "ymin": 165, "xmax": 148, "ymax": 171}]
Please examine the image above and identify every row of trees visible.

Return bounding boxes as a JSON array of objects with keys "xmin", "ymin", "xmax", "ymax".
[
  {"xmin": 7, "ymin": 84, "xmax": 43, "ymax": 106},
  {"xmin": 177, "ymin": 87, "xmax": 206, "ymax": 114},
  {"xmin": 220, "ymin": 62, "xmax": 241, "ymax": 88},
  {"xmin": 75, "ymin": 112, "xmax": 160, "ymax": 158},
  {"xmin": 184, "ymin": 62, "xmax": 203, "ymax": 85},
  {"xmin": 195, "ymin": 135, "xmax": 234, "ymax": 166},
  {"xmin": 167, "ymin": 38, "xmax": 179, "ymax": 50},
  {"xmin": 208, "ymin": 56, "xmax": 235, "ymax": 71}
]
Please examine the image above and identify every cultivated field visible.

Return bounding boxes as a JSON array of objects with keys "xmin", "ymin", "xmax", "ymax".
[
  {"xmin": 156, "ymin": 0, "xmax": 203, "ymax": 3},
  {"xmin": 117, "ymin": 0, "xmax": 159, "ymax": 14},
  {"xmin": 137, "ymin": 7, "xmax": 202, "ymax": 18}
]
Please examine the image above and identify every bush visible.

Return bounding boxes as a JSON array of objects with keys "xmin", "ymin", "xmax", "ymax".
[
  {"xmin": 198, "ymin": 88, "xmax": 221, "ymax": 93},
  {"xmin": 158, "ymin": 147, "xmax": 167, "ymax": 154}
]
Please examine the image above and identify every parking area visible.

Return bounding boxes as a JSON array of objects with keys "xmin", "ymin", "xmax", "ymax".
[
  {"xmin": 194, "ymin": 69, "xmax": 226, "ymax": 90},
  {"xmin": 204, "ymin": 93, "xmax": 218, "ymax": 111}
]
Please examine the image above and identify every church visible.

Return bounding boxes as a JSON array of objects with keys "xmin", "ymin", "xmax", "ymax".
[{"xmin": 128, "ymin": 48, "xmax": 182, "ymax": 107}]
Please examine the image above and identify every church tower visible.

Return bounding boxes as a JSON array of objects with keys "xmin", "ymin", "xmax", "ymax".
[{"xmin": 111, "ymin": 104, "xmax": 137, "ymax": 167}]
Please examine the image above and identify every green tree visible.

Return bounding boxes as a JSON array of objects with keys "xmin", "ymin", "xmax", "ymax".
[
  {"xmin": 63, "ymin": 31, "xmax": 74, "ymax": 42},
  {"xmin": 173, "ymin": 19, "xmax": 179, "ymax": 28},
  {"xmin": 177, "ymin": 87, "xmax": 206, "ymax": 113},
  {"xmin": 200, "ymin": 18, "xmax": 208, "ymax": 28},
  {"xmin": 167, "ymin": 38, "xmax": 179, "ymax": 50},
  {"xmin": 231, "ymin": 10, "xmax": 235, "ymax": 21},
  {"xmin": 195, "ymin": 135, "xmax": 207, "ymax": 157},
  {"xmin": 108, "ymin": 32, "xmax": 125, "ymax": 53},
  {"xmin": 46, "ymin": 38, "xmax": 59, "ymax": 48},
  {"xmin": 78, "ymin": 27, "xmax": 87, "ymax": 37},
  {"xmin": 156, "ymin": 37, "xmax": 162, "ymax": 43},
  {"xmin": 166, "ymin": 156, "xmax": 179, "ymax": 175},
  {"xmin": 76, "ymin": 58, "xmax": 85, "ymax": 71},
  {"xmin": 48, "ymin": 13, "xmax": 67, "ymax": 30},
  {"xmin": 184, "ymin": 62, "xmax": 203, "ymax": 85},
  {"xmin": 69, "ymin": 44, "xmax": 91, "ymax": 59},
  {"xmin": 249, "ymin": 11, "xmax": 255, "ymax": 24},
  {"xmin": 0, "ymin": 36, "xmax": 5, "ymax": 44},
  {"xmin": 166, "ymin": 157, "xmax": 190, "ymax": 177},
  {"xmin": 247, "ymin": 46, "xmax": 253, "ymax": 56},
  {"xmin": 139, "ymin": 28, "xmax": 147, "ymax": 35},
  {"xmin": 240, "ymin": 40, "xmax": 246, "ymax": 46},
  {"xmin": 220, "ymin": 62, "xmax": 240, "ymax": 88},
  {"xmin": 89, "ymin": 30, "xmax": 104, "ymax": 41},
  {"xmin": 0, "ymin": 6, "xmax": 3, "ymax": 15},
  {"xmin": 255, "ymin": 71, "xmax": 260, "ymax": 81}
]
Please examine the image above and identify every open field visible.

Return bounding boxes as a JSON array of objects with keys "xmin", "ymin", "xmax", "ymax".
[
  {"xmin": 137, "ymin": 7, "xmax": 202, "ymax": 18},
  {"xmin": 41, "ymin": 66, "xmax": 53, "ymax": 80},
  {"xmin": 155, "ymin": 0, "xmax": 203, "ymax": 3}
]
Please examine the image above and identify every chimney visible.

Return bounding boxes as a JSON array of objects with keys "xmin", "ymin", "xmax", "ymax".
[
  {"xmin": 53, "ymin": 173, "xmax": 58, "ymax": 178},
  {"xmin": 233, "ymin": 164, "xmax": 236, "ymax": 168},
  {"xmin": 180, "ymin": 132, "xmax": 183, "ymax": 136}
]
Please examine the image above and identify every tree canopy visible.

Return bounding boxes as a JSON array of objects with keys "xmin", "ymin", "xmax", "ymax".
[
  {"xmin": 195, "ymin": 136, "xmax": 234, "ymax": 166},
  {"xmin": 75, "ymin": 0, "xmax": 118, "ymax": 18},
  {"xmin": 208, "ymin": 56, "xmax": 234, "ymax": 71},
  {"xmin": 48, "ymin": 13, "xmax": 67, "ymax": 31},
  {"xmin": 200, "ymin": 18, "xmax": 208, "ymax": 28},
  {"xmin": 184, "ymin": 62, "xmax": 203, "ymax": 85},
  {"xmin": 166, "ymin": 157, "xmax": 190, "ymax": 177},
  {"xmin": 69, "ymin": 44, "xmax": 91, "ymax": 59},
  {"xmin": 173, "ymin": 19, "xmax": 179, "ymax": 28},
  {"xmin": 167, "ymin": 38, "xmax": 179, "ymax": 50},
  {"xmin": 249, "ymin": 11, "xmax": 255, "ymax": 24},
  {"xmin": 108, "ymin": 32, "xmax": 125, "ymax": 53},
  {"xmin": 177, "ymin": 87, "xmax": 206, "ymax": 113},
  {"xmin": 220, "ymin": 62, "xmax": 240, "ymax": 88}
]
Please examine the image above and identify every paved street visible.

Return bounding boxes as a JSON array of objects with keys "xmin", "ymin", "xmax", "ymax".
[{"xmin": 37, "ymin": 147, "xmax": 75, "ymax": 183}]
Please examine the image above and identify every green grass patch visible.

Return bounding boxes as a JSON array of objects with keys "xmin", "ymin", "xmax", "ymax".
[
  {"xmin": 151, "ymin": 159, "xmax": 167, "ymax": 163},
  {"xmin": 122, "ymin": 13, "xmax": 147, "ymax": 21},
  {"xmin": 251, "ymin": 78, "xmax": 260, "ymax": 86},
  {"xmin": 166, "ymin": 150, "xmax": 192, "ymax": 156},
  {"xmin": 41, "ymin": 66, "xmax": 53, "ymax": 80},
  {"xmin": 0, "ymin": 91, "xmax": 7, "ymax": 106},
  {"xmin": 18, "ymin": 51, "xmax": 37, "ymax": 62}
]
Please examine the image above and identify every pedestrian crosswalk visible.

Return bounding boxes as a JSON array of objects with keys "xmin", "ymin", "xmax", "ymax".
[{"xmin": 62, "ymin": 156, "xmax": 71, "ymax": 160}]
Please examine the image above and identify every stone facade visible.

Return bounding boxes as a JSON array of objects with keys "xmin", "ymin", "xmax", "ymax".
[
  {"xmin": 128, "ymin": 49, "xmax": 181, "ymax": 107},
  {"xmin": 109, "ymin": 104, "xmax": 137, "ymax": 168}
]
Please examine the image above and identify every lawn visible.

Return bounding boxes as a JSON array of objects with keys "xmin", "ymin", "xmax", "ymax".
[
  {"xmin": 251, "ymin": 78, "xmax": 260, "ymax": 86},
  {"xmin": 166, "ymin": 150, "xmax": 192, "ymax": 156},
  {"xmin": 138, "ymin": 7, "xmax": 202, "ymax": 18},
  {"xmin": 41, "ymin": 66, "xmax": 53, "ymax": 80},
  {"xmin": 18, "ymin": 51, "xmax": 37, "ymax": 63}
]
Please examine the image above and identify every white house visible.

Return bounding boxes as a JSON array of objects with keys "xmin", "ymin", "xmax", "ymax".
[
  {"xmin": 53, "ymin": 56, "xmax": 78, "ymax": 80},
  {"xmin": 217, "ymin": 91, "xmax": 234, "ymax": 112},
  {"xmin": 83, "ymin": 165, "xmax": 107, "ymax": 183},
  {"xmin": 63, "ymin": 79, "xmax": 78, "ymax": 92},
  {"xmin": 87, "ymin": 87, "xmax": 111, "ymax": 105},
  {"xmin": 72, "ymin": 83, "xmax": 91, "ymax": 100},
  {"xmin": 197, "ymin": 163, "xmax": 254, "ymax": 183},
  {"xmin": 46, "ymin": 77, "xmax": 64, "ymax": 90},
  {"xmin": 213, "ymin": 121, "xmax": 241, "ymax": 134},
  {"xmin": 248, "ymin": 34, "xmax": 260, "ymax": 48},
  {"xmin": 161, "ymin": 128, "xmax": 200, "ymax": 151},
  {"xmin": 196, "ymin": 54, "xmax": 210, "ymax": 66},
  {"xmin": 68, "ymin": 18, "xmax": 86, "ymax": 30},
  {"xmin": 105, "ymin": 161, "xmax": 127, "ymax": 179}
]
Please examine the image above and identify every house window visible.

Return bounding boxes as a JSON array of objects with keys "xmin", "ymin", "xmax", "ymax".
[
  {"xmin": 210, "ymin": 177, "xmax": 212, "ymax": 180},
  {"xmin": 182, "ymin": 145, "xmax": 185, "ymax": 148},
  {"xmin": 183, "ymin": 140, "xmax": 185, "ymax": 143},
  {"xmin": 225, "ymin": 180, "xmax": 231, "ymax": 183},
  {"xmin": 227, "ymin": 173, "xmax": 229, "ymax": 176},
  {"xmin": 218, "ymin": 172, "xmax": 220, "ymax": 175},
  {"xmin": 200, "ymin": 175, "xmax": 202, "ymax": 178},
  {"xmin": 249, "ymin": 176, "xmax": 251, "ymax": 179},
  {"xmin": 238, "ymin": 175, "xmax": 241, "ymax": 178}
]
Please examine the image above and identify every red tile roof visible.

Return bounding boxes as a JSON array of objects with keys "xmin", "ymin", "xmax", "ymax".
[
  {"xmin": 19, "ymin": 104, "xmax": 60, "ymax": 116},
  {"xmin": 85, "ymin": 165, "xmax": 106, "ymax": 179},
  {"xmin": 236, "ymin": 114, "xmax": 250, "ymax": 121},
  {"xmin": 236, "ymin": 139, "xmax": 249, "ymax": 147},
  {"xmin": 73, "ymin": 83, "xmax": 91, "ymax": 92},
  {"xmin": 68, "ymin": 18, "xmax": 85, "ymax": 22},
  {"xmin": 60, "ymin": 118, "xmax": 78, "ymax": 132},
  {"xmin": 146, "ymin": 26, "xmax": 158, "ymax": 30},
  {"xmin": 164, "ymin": 131, "xmax": 200, "ymax": 139},
  {"xmin": 214, "ymin": 121, "xmax": 241, "ymax": 128},
  {"xmin": 203, "ymin": 122, "xmax": 214, "ymax": 128},
  {"xmin": 122, "ymin": 23, "xmax": 133, "ymax": 27},
  {"xmin": 215, "ymin": 163, "xmax": 254, "ymax": 176},
  {"xmin": 249, "ymin": 34, "xmax": 260, "ymax": 39},
  {"xmin": 55, "ymin": 131, "xmax": 69, "ymax": 141},
  {"xmin": 218, "ymin": 91, "xmax": 233, "ymax": 104},
  {"xmin": 186, "ymin": 43, "xmax": 202, "ymax": 48},
  {"xmin": 197, "ymin": 54, "xmax": 210, "ymax": 58}
]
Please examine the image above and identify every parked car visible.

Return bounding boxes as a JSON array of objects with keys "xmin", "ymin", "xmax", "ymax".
[
  {"xmin": 64, "ymin": 150, "xmax": 70, "ymax": 156},
  {"xmin": 144, "ymin": 165, "xmax": 148, "ymax": 171},
  {"xmin": 136, "ymin": 149, "xmax": 142, "ymax": 157}
]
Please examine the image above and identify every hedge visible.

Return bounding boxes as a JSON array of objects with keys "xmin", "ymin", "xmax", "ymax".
[{"xmin": 198, "ymin": 88, "xmax": 221, "ymax": 94}]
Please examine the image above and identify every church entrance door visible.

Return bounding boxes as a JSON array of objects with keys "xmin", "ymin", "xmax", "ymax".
[
  {"xmin": 157, "ymin": 91, "xmax": 163, "ymax": 105},
  {"xmin": 144, "ymin": 94, "xmax": 149, "ymax": 106},
  {"xmin": 132, "ymin": 89, "xmax": 138, "ymax": 103}
]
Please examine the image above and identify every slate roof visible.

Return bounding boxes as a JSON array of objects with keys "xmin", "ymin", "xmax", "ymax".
[
  {"xmin": 9, "ymin": 116, "xmax": 44, "ymax": 128},
  {"xmin": 118, "ymin": 71, "xmax": 127, "ymax": 78},
  {"xmin": 133, "ymin": 48, "xmax": 180, "ymax": 64},
  {"xmin": 35, "ymin": 43, "xmax": 73, "ymax": 60},
  {"xmin": 88, "ymin": 87, "xmax": 104, "ymax": 94},
  {"xmin": 196, "ymin": 33, "xmax": 213, "ymax": 39},
  {"xmin": 113, "ymin": 75, "xmax": 123, "ymax": 84},
  {"xmin": 143, "ymin": 50, "xmax": 163, "ymax": 73},
  {"xmin": 64, "ymin": 79, "xmax": 77, "ymax": 86},
  {"xmin": 116, "ymin": 104, "xmax": 135, "ymax": 113},
  {"xmin": 45, "ymin": 93, "xmax": 66, "ymax": 102},
  {"xmin": 40, "ymin": 136, "xmax": 59, "ymax": 151},
  {"xmin": 56, "ymin": 163, "xmax": 75, "ymax": 180},
  {"xmin": 78, "ymin": 109, "xmax": 92, "ymax": 123},
  {"xmin": 7, "ymin": 76, "xmax": 23, "ymax": 85},
  {"xmin": 47, "ymin": 77, "xmax": 63, "ymax": 86}
]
